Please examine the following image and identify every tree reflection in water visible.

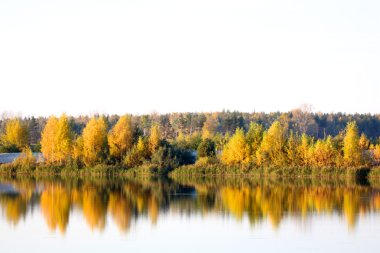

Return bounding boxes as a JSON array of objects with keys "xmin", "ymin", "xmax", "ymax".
[{"xmin": 0, "ymin": 177, "xmax": 379, "ymax": 233}]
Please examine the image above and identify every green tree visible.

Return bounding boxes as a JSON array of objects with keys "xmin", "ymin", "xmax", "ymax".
[{"xmin": 197, "ymin": 138, "xmax": 216, "ymax": 158}]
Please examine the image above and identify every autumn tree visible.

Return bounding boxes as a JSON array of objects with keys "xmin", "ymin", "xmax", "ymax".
[
  {"xmin": 72, "ymin": 136, "xmax": 84, "ymax": 166},
  {"xmin": 343, "ymin": 122, "xmax": 362, "ymax": 167},
  {"xmin": 41, "ymin": 116, "xmax": 59, "ymax": 164},
  {"xmin": 202, "ymin": 113, "xmax": 219, "ymax": 139},
  {"xmin": 309, "ymin": 136, "xmax": 337, "ymax": 167},
  {"xmin": 82, "ymin": 117, "xmax": 109, "ymax": 166},
  {"xmin": 298, "ymin": 133, "xmax": 312, "ymax": 166},
  {"xmin": 149, "ymin": 123, "xmax": 161, "ymax": 154},
  {"xmin": 221, "ymin": 128, "xmax": 250, "ymax": 166},
  {"xmin": 55, "ymin": 114, "xmax": 73, "ymax": 164},
  {"xmin": 285, "ymin": 131, "xmax": 300, "ymax": 166},
  {"xmin": 1, "ymin": 118, "xmax": 29, "ymax": 150},
  {"xmin": 374, "ymin": 145, "xmax": 380, "ymax": 163},
  {"xmin": 359, "ymin": 133, "xmax": 370, "ymax": 150},
  {"xmin": 256, "ymin": 121, "xmax": 287, "ymax": 167},
  {"xmin": 124, "ymin": 136, "xmax": 147, "ymax": 167},
  {"xmin": 246, "ymin": 122, "xmax": 264, "ymax": 159},
  {"xmin": 41, "ymin": 114, "xmax": 73, "ymax": 164},
  {"xmin": 108, "ymin": 115, "xmax": 133, "ymax": 161}
]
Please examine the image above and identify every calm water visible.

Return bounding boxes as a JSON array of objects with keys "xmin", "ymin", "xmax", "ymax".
[{"xmin": 0, "ymin": 177, "xmax": 379, "ymax": 253}]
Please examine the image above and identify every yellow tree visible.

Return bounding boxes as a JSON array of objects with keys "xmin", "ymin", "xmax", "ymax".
[
  {"xmin": 41, "ymin": 115, "xmax": 73, "ymax": 164},
  {"xmin": 221, "ymin": 128, "xmax": 250, "ymax": 166},
  {"xmin": 41, "ymin": 116, "xmax": 59, "ymax": 164},
  {"xmin": 298, "ymin": 133, "xmax": 312, "ymax": 166},
  {"xmin": 2, "ymin": 118, "xmax": 29, "ymax": 149},
  {"xmin": 285, "ymin": 131, "xmax": 300, "ymax": 166},
  {"xmin": 149, "ymin": 123, "xmax": 160, "ymax": 154},
  {"xmin": 309, "ymin": 136, "xmax": 336, "ymax": 168},
  {"xmin": 359, "ymin": 133, "xmax": 370, "ymax": 150},
  {"xmin": 256, "ymin": 121, "xmax": 286, "ymax": 167},
  {"xmin": 343, "ymin": 122, "xmax": 362, "ymax": 167},
  {"xmin": 108, "ymin": 115, "xmax": 133, "ymax": 161},
  {"xmin": 72, "ymin": 136, "xmax": 84, "ymax": 165},
  {"xmin": 56, "ymin": 114, "xmax": 73, "ymax": 164},
  {"xmin": 202, "ymin": 113, "xmax": 219, "ymax": 139},
  {"xmin": 82, "ymin": 117, "xmax": 109, "ymax": 166},
  {"xmin": 246, "ymin": 122, "xmax": 264, "ymax": 157},
  {"xmin": 374, "ymin": 144, "xmax": 380, "ymax": 163}
]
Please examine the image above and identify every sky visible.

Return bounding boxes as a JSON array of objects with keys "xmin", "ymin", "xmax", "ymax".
[{"xmin": 0, "ymin": 0, "xmax": 379, "ymax": 116}]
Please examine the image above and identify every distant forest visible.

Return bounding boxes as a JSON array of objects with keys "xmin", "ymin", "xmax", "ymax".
[{"xmin": 1, "ymin": 108, "xmax": 380, "ymax": 147}]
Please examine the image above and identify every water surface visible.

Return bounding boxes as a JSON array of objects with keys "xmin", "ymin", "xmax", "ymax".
[{"xmin": 0, "ymin": 177, "xmax": 379, "ymax": 253}]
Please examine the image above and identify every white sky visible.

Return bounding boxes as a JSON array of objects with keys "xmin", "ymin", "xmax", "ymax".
[{"xmin": 0, "ymin": 0, "xmax": 379, "ymax": 116}]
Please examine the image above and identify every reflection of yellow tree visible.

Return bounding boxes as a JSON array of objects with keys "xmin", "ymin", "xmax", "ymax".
[
  {"xmin": 220, "ymin": 187, "xmax": 250, "ymax": 220},
  {"xmin": 0, "ymin": 196, "xmax": 27, "ymax": 225},
  {"xmin": 343, "ymin": 190, "xmax": 360, "ymax": 229},
  {"xmin": 149, "ymin": 197, "xmax": 158, "ymax": 225},
  {"xmin": 82, "ymin": 187, "xmax": 107, "ymax": 230},
  {"xmin": 218, "ymin": 184, "xmax": 370, "ymax": 229},
  {"xmin": 40, "ymin": 185, "xmax": 70, "ymax": 233},
  {"xmin": 108, "ymin": 193, "xmax": 132, "ymax": 232}
]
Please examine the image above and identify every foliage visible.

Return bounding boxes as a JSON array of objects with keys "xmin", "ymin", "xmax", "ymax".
[
  {"xmin": 108, "ymin": 115, "xmax": 133, "ymax": 161},
  {"xmin": 41, "ymin": 115, "xmax": 73, "ymax": 165},
  {"xmin": 82, "ymin": 117, "xmax": 109, "ymax": 166},
  {"xmin": 256, "ymin": 121, "xmax": 287, "ymax": 167},
  {"xmin": 197, "ymin": 138, "xmax": 216, "ymax": 158},
  {"xmin": 149, "ymin": 123, "xmax": 160, "ymax": 154},
  {"xmin": 221, "ymin": 128, "xmax": 250, "ymax": 166},
  {"xmin": 246, "ymin": 122, "xmax": 264, "ymax": 156},
  {"xmin": 1, "ymin": 118, "xmax": 29, "ymax": 150},
  {"xmin": 343, "ymin": 122, "xmax": 363, "ymax": 167}
]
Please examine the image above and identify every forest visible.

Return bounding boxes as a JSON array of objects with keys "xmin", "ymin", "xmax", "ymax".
[{"xmin": 1, "ymin": 107, "xmax": 380, "ymax": 176}]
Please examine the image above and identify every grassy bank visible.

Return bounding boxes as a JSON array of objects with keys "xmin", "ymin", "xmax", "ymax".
[
  {"xmin": 169, "ymin": 163, "xmax": 372, "ymax": 180},
  {"xmin": 0, "ymin": 159, "xmax": 377, "ymax": 181}
]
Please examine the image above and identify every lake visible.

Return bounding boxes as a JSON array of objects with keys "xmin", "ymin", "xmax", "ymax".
[{"xmin": 0, "ymin": 176, "xmax": 379, "ymax": 253}]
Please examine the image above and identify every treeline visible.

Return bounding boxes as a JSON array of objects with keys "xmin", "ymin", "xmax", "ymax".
[
  {"xmin": 1, "ymin": 111, "xmax": 380, "ymax": 173},
  {"xmin": 1, "ymin": 108, "xmax": 380, "ymax": 151}
]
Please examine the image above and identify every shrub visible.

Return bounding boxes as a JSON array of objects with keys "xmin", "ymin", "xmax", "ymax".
[{"xmin": 197, "ymin": 138, "xmax": 216, "ymax": 158}]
